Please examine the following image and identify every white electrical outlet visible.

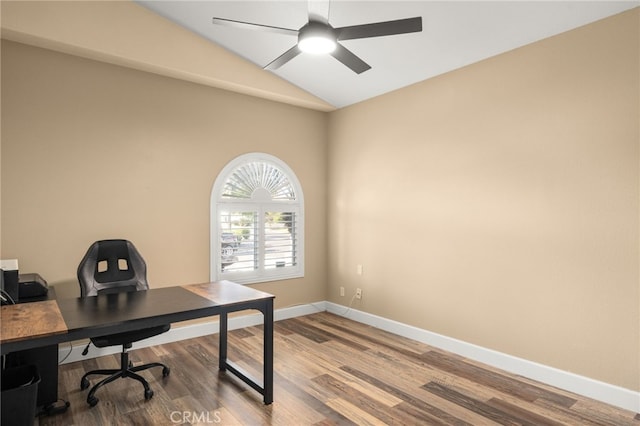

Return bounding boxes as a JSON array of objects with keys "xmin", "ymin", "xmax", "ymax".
[
  {"xmin": 340, "ymin": 286, "xmax": 345, "ymax": 297},
  {"xmin": 357, "ymin": 264, "xmax": 363, "ymax": 275},
  {"xmin": 356, "ymin": 288, "xmax": 362, "ymax": 299}
]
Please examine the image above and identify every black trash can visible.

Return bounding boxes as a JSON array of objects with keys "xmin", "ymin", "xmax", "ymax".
[{"xmin": 1, "ymin": 365, "xmax": 40, "ymax": 426}]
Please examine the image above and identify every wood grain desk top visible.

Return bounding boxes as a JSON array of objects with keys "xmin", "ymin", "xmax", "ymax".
[
  {"xmin": 183, "ymin": 280, "xmax": 274, "ymax": 305},
  {"xmin": 0, "ymin": 299, "xmax": 68, "ymax": 343}
]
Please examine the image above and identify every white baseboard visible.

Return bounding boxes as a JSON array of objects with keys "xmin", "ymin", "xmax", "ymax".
[
  {"xmin": 59, "ymin": 300, "xmax": 639, "ymax": 413},
  {"xmin": 324, "ymin": 302, "xmax": 640, "ymax": 414}
]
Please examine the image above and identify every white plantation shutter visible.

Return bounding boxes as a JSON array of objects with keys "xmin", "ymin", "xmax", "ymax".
[{"xmin": 211, "ymin": 154, "xmax": 304, "ymax": 284}]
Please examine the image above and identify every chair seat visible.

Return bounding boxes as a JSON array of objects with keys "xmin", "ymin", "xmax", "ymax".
[{"xmin": 91, "ymin": 324, "xmax": 170, "ymax": 348}]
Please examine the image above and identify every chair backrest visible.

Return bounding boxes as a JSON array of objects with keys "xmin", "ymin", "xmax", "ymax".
[{"xmin": 78, "ymin": 239, "xmax": 149, "ymax": 297}]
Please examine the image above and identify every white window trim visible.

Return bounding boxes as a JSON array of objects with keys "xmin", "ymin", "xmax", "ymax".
[{"xmin": 210, "ymin": 153, "xmax": 304, "ymax": 284}]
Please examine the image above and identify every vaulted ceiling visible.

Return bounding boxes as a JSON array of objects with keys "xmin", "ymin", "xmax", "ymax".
[
  {"xmin": 2, "ymin": 1, "xmax": 637, "ymax": 111},
  {"xmin": 137, "ymin": 1, "xmax": 638, "ymax": 108}
]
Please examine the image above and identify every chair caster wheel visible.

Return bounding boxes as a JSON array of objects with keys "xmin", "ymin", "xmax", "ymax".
[
  {"xmin": 80, "ymin": 377, "xmax": 90, "ymax": 390},
  {"xmin": 144, "ymin": 389, "xmax": 154, "ymax": 400},
  {"xmin": 162, "ymin": 367, "xmax": 170, "ymax": 377},
  {"xmin": 88, "ymin": 396, "xmax": 99, "ymax": 407}
]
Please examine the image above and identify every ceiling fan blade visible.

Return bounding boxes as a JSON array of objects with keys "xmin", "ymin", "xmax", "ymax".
[
  {"xmin": 336, "ymin": 17, "xmax": 422, "ymax": 41},
  {"xmin": 264, "ymin": 45, "xmax": 302, "ymax": 70},
  {"xmin": 212, "ymin": 17, "xmax": 298, "ymax": 37},
  {"xmin": 330, "ymin": 44, "xmax": 371, "ymax": 74},
  {"xmin": 308, "ymin": 0, "xmax": 331, "ymax": 24}
]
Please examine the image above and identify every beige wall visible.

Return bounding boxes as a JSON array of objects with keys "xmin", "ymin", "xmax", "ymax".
[
  {"xmin": 0, "ymin": 40, "xmax": 327, "ymax": 307},
  {"xmin": 327, "ymin": 9, "xmax": 639, "ymax": 391}
]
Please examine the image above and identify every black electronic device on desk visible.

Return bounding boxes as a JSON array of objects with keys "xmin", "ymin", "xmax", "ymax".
[
  {"xmin": 18, "ymin": 273, "xmax": 49, "ymax": 300},
  {"xmin": 1, "ymin": 269, "xmax": 48, "ymax": 304},
  {"xmin": 1, "ymin": 268, "xmax": 19, "ymax": 304}
]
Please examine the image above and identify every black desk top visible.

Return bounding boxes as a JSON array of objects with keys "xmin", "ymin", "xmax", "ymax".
[
  {"xmin": 1, "ymin": 281, "xmax": 274, "ymax": 354},
  {"xmin": 56, "ymin": 287, "xmax": 218, "ymax": 339}
]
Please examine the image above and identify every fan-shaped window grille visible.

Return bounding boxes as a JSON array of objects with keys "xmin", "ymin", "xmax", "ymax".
[
  {"xmin": 211, "ymin": 153, "xmax": 304, "ymax": 284},
  {"xmin": 222, "ymin": 162, "xmax": 296, "ymax": 201}
]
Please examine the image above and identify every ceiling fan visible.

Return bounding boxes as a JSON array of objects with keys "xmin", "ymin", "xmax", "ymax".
[{"xmin": 212, "ymin": 2, "xmax": 422, "ymax": 74}]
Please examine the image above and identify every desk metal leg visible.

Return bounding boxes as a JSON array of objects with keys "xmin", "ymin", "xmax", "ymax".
[
  {"xmin": 263, "ymin": 298, "xmax": 274, "ymax": 404},
  {"xmin": 217, "ymin": 300, "xmax": 274, "ymax": 405},
  {"xmin": 219, "ymin": 311, "xmax": 228, "ymax": 371}
]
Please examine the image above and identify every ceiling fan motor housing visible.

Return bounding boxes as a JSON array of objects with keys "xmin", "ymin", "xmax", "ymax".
[{"xmin": 298, "ymin": 21, "xmax": 338, "ymax": 54}]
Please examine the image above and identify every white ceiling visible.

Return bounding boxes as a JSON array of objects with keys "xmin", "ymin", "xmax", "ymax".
[{"xmin": 137, "ymin": 1, "xmax": 638, "ymax": 109}]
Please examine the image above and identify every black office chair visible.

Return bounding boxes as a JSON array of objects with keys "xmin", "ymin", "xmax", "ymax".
[{"xmin": 77, "ymin": 239, "xmax": 170, "ymax": 407}]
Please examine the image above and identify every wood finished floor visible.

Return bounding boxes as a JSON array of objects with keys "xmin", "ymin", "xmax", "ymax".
[{"xmin": 38, "ymin": 312, "xmax": 639, "ymax": 425}]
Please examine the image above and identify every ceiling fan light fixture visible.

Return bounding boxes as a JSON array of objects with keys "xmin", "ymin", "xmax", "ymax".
[
  {"xmin": 298, "ymin": 22, "xmax": 337, "ymax": 54},
  {"xmin": 299, "ymin": 36, "xmax": 336, "ymax": 54}
]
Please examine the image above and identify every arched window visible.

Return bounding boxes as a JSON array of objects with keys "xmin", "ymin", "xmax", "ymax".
[{"xmin": 211, "ymin": 153, "xmax": 304, "ymax": 284}]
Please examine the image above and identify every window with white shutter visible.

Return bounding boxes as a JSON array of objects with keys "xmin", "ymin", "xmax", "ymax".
[{"xmin": 211, "ymin": 153, "xmax": 304, "ymax": 284}]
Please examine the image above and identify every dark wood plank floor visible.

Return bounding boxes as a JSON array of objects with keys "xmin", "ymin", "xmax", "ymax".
[{"xmin": 38, "ymin": 312, "xmax": 639, "ymax": 425}]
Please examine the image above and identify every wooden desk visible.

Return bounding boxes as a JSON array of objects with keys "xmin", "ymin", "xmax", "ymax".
[{"xmin": 0, "ymin": 280, "xmax": 274, "ymax": 404}]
